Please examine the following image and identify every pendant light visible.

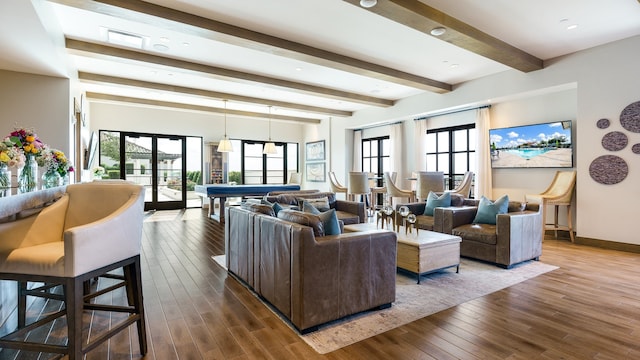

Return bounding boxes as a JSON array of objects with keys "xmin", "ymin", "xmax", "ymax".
[
  {"xmin": 217, "ymin": 100, "xmax": 233, "ymax": 153},
  {"xmin": 263, "ymin": 106, "xmax": 277, "ymax": 154}
]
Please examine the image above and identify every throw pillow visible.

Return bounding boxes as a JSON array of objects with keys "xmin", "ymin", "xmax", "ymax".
[
  {"xmin": 318, "ymin": 208, "xmax": 341, "ymax": 235},
  {"xmin": 302, "ymin": 202, "xmax": 340, "ymax": 235},
  {"xmin": 300, "ymin": 197, "xmax": 330, "ymax": 212},
  {"xmin": 473, "ymin": 195, "xmax": 509, "ymax": 225},
  {"xmin": 277, "ymin": 210, "xmax": 325, "ymax": 237},
  {"xmin": 262, "ymin": 199, "xmax": 283, "ymax": 215},
  {"xmin": 423, "ymin": 191, "xmax": 451, "ymax": 216},
  {"xmin": 302, "ymin": 201, "xmax": 321, "ymax": 214}
]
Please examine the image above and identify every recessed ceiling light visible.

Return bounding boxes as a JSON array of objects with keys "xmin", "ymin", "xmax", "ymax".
[
  {"xmin": 182, "ymin": 42, "xmax": 190, "ymax": 47},
  {"xmin": 153, "ymin": 43, "xmax": 169, "ymax": 51},
  {"xmin": 567, "ymin": 24, "xmax": 578, "ymax": 30},
  {"xmin": 295, "ymin": 67, "xmax": 303, "ymax": 71},
  {"xmin": 430, "ymin": 27, "xmax": 446, "ymax": 36},
  {"xmin": 450, "ymin": 63, "xmax": 459, "ymax": 69},
  {"xmin": 159, "ymin": 36, "xmax": 170, "ymax": 43},
  {"xmin": 360, "ymin": 0, "xmax": 377, "ymax": 8},
  {"xmin": 106, "ymin": 29, "xmax": 145, "ymax": 49}
]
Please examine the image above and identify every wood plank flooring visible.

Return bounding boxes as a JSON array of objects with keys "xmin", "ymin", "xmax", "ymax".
[{"xmin": 1, "ymin": 208, "xmax": 639, "ymax": 359}]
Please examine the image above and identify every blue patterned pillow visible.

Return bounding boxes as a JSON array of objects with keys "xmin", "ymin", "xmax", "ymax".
[
  {"xmin": 473, "ymin": 195, "xmax": 509, "ymax": 225},
  {"xmin": 423, "ymin": 191, "xmax": 451, "ymax": 216}
]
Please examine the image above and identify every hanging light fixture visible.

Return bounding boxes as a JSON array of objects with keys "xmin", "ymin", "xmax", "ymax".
[
  {"xmin": 263, "ymin": 106, "xmax": 277, "ymax": 155},
  {"xmin": 217, "ymin": 100, "xmax": 233, "ymax": 152}
]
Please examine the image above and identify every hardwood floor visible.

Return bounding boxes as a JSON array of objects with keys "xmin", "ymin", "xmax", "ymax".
[{"xmin": 2, "ymin": 208, "xmax": 639, "ymax": 359}]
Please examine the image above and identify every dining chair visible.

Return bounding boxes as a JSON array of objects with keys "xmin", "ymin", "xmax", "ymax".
[
  {"xmin": 447, "ymin": 171, "xmax": 474, "ymax": 198},
  {"xmin": 328, "ymin": 171, "xmax": 348, "ymax": 199},
  {"xmin": 288, "ymin": 172, "xmax": 301, "ymax": 184},
  {"xmin": 415, "ymin": 171, "xmax": 445, "ymax": 202},
  {"xmin": 348, "ymin": 172, "xmax": 372, "ymax": 212},
  {"xmin": 383, "ymin": 171, "xmax": 413, "ymax": 207},
  {"xmin": 368, "ymin": 172, "xmax": 385, "ymax": 211}
]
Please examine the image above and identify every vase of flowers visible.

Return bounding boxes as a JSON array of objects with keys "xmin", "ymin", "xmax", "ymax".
[
  {"xmin": 18, "ymin": 154, "xmax": 38, "ymax": 193},
  {"xmin": 39, "ymin": 148, "xmax": 73, "ymax": 189},
  {"xmin": 1, "ymin": 138, "xmax": 25, "ymax": 197},
  {"xmin": 5, "ymin": 128, "xmax": 45, "ymax": 193}
]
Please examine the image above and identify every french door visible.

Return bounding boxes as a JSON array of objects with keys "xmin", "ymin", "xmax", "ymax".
[{"xmin": 100, "ymin": 131, "xmax": 187, "ymax": 211}]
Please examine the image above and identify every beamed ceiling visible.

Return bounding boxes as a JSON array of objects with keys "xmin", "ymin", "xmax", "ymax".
[{"xmin": 2, "ymin": 0, "xmax": 639, "ymax": 124}]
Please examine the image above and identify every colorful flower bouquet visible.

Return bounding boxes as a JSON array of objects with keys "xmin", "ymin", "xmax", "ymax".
[{"xmin": 2, "ymin": 127, "xmax": 74, "ymax": 193}]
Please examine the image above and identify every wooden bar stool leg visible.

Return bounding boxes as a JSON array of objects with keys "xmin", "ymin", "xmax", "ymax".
[
  {"xmin": 567, "ymin": 204, "xmax": 574, "ymax": 243},
  {"xmin": 554, "ymin": 205, "xmax": 560, "ymax": 238},
  {"xmin": 18, "ymin": 281, "xmax": 27, "ymax": 328}
]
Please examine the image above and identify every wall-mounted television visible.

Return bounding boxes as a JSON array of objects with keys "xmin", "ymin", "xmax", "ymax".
[{"xmin": 489, "ymin": 120, "xmax": 573, "ymax": 168}]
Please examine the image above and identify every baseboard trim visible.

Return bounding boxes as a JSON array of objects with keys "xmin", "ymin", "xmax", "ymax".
[
  {"xmin": 574, "ymin": 236, "xmax": 640, "ymax": 254},
  {"xmin": 545, "ymin": 230, "xmax": 640, "ymax": 254}
]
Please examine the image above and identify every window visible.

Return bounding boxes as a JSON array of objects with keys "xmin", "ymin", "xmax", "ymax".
[
  {"xmin": 228, "ymin": 139, "xmax": 298, "ymax": 184},
  {"xmin": 426, "ymin": 124, "xmax": 476, "ymax": 196},
  {"xmin": 361, "ymin": 136, "xmax": 390, "ymax": 176}
]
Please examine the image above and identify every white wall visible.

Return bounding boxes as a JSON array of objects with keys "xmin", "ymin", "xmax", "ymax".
[
  {"xmin": 0, "ymin": 69, "xmax": 70, "ymax": 154},
  {"xmin": 317, "ymin": 35, "xmax": 640, "ymax": 245}
]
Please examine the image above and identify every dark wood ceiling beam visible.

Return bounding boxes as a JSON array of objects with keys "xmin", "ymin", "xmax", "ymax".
[
  {"xmin": 85, "ymin": 92, "xmax": 322, "ymax": 124},
  {"xmin": 67, "ymin": 38, "xmax": 393, "ymax": 107},
  {"xmin": 342, "ymin": 0, "xmax": 543, "ymax": 73},
  {"xmin": 49, "ymin": 0, "xmax": 451, "ymax": 93},
  {"xmin": 78, "ymin": 72, "xmax": 353, "ymax": 117}
]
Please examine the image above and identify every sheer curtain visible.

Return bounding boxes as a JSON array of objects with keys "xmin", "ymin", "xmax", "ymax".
[
  {"xmin": 414, "ymin": 119, "xmax": 428, "ymax": 172},
  {"xmin": 352, "ymin": 130, "xmax": 362, "ymax": 171},
  {"xmin": 475, "ymin": 107, "xmax": 492, "ymax": 198},
  {"xmin": 389, "ymin": 123, "xmax": 405, "ymax": 187}
]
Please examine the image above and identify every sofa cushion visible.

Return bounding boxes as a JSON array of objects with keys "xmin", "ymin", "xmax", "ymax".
[
  {"xmin": 415, "ymin": 214, "xmax": 435, "ymax": 230},
  {"xmin": 424, "ymin": 191, "xmax": 451, "ymax": 216},
  {"xmin": 278, "ymin": 209, "xmax": 325, "ymax": 237},
  {"xmin": 473, "ymin": 195, "xmax": 509, "ymax": 225},
  {"xmin": 452, "ymin": 223, "xmax": 497, "ymax": 245},
  {"xmin": 334, "ymin": 210, "xmax": 360, "ymax": 225},
  {"xmin": 508, "ymin": 201, "xmax": 526, "ymax": 213},
  {"xmin": 301, "ymin": 196, "xmax": 331, "ymax": 212},
  {"xmin": 240, "ymin": 202, "xmax": 275, "ymax": 217}
]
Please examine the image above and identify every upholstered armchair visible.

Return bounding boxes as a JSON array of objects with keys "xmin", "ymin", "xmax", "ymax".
[
  {"xmin": 0, "ymin": 182, "xmax": 147, "ymax": 359},
  {"xmin": 439, "ymin": 200, "xmax": 543, "ymax": 268}
]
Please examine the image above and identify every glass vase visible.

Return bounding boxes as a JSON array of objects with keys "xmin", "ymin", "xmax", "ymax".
[
  {"xmin": 0, "ymin": 163, "xmax": 10, "ymax": 197},
  {"xmin": 18, "ymin": 154, "xmax": 38, "ymax": 193},
  {"xmin": 42, "ymin": 170, "xmax": 62, "ymax": 189}
]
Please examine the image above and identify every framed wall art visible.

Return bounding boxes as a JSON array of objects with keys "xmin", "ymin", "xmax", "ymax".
[
  {"xmin": 305, "ymin": 140, "xmax": 325, "ymax": 161},
  {"xmin": 306, "ymin": 162, "xmax": 326, "ymax": 182}
]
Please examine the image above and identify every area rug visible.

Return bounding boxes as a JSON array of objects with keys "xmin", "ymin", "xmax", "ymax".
[{"xmin": 211, "ymin": 255, "xmax": 557, "ymax": 354}]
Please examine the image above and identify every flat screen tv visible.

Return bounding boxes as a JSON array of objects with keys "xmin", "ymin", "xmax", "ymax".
[{"xmin": 489, "ymin": 120, "xmax": 573, "ymax": 168}]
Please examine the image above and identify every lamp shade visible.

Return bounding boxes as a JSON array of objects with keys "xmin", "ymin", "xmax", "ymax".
[
  {"xmin": 217, "ymin": 138, "xmax": 233, "ymax": 152},
  {"xmin": 263, "ymin": 142, "xmax": 277, "ymax": 154}
]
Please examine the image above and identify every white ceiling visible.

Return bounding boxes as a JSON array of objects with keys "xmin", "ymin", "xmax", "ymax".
[{"xmin": 2, "ymin": 0, "xmax": 639, "ymax": 122}]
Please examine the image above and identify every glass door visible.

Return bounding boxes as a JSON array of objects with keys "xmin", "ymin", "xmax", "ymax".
[{"xmin": 121, "ymin": 133, "xmax": 186, "ymax": 211}]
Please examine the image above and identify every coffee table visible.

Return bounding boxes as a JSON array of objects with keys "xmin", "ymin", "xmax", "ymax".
[{"xmin": 344, "ymin": 223, "xmax": 461, "ymax": 283}]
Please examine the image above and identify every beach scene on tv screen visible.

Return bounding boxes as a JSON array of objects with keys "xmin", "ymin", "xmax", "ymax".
[{"xmin": 490, "ymin": 121, "xmax": 573, "ymax": 168}]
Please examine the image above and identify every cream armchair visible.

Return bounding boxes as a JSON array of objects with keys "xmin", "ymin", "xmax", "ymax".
[{"xmin": 0, "ymin": 182, "xmax": 147, "ymax": 359}]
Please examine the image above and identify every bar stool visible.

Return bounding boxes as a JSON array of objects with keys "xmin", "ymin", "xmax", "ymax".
[
  {"xmin": 415, "ymin": 171, "xmax": 445, "ymax": 202},
  {"xmin": 348, "ymin": 172, "xmax": 372, "ymax": 213},
  {"xmin": 525, "ymin": 170, "xmax": 577, "ymax": 242},
  {"xmin": 0, "ymin": 182, "xmax": 147, "ymax": 359}
]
